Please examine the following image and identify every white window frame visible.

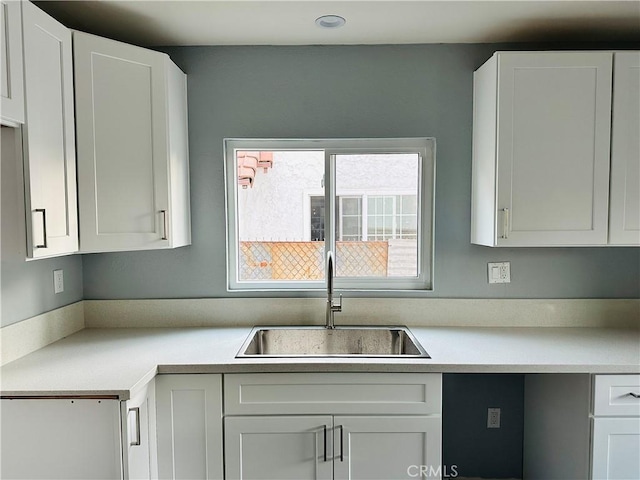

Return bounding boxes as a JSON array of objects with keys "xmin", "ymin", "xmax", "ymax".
[{"xmin": 224, "ymin": 138, "xmax": 435, "ymax": 291}]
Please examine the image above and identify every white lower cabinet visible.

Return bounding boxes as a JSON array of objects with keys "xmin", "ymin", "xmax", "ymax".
[
  {"xmin": 225, "ymin": 415, "xmax": 440, "ymax": 480},
  {"xmin": 0, "ymin": 398, "xmax": 123, "ymax": 479},
  {"xmin": 155, "ymin": 374, "xmax": 224, "ymax": 480},
  {"xmin": 124, "ymin": 380, "xmax": 158, "ymax": 480},
  {"xmin": 225, "ymin": 415, "xmax": 333, "ymax": 480},
  {"xmin": 591, "ymin": 375, "xmax": 640, "ymax": 480},
  {"xmin": 592, "ymin": 418, "xmax": 640, "ymax": 479},
  {"xmin": 223, "ymin": 373, "xmax": 442, "ymax": 480},
  {"xmin": 333, "ymin": 415, "xmax": 441, "ymax": 480},
  {"xmin": 0, "ymin": 379, "xmax": 155, "ymax": 479}
]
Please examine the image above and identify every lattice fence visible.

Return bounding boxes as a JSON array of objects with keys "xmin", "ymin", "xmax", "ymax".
[{"xmin": 239, "ymin": 241, "xmax": 388, "ymax": 281}]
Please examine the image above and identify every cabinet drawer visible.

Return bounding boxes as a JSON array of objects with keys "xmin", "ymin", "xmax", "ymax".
[
  {"xmin": 593, "ymin": 375, "xmax": 640, "ymax": 416},
  {"xmin": 224, "ymin": 373, "xmax": 441, "ymax": 415}
]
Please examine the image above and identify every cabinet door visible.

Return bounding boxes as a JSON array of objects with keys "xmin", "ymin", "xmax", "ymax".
[
  {"xmin": 224, "ymin": 416, "xmax": 333, "ymax": 480},
  {"xmin": 592, "ymin": 417, "xmax": 640, "ymax": 480},
  {"xmin": 155, "ymin": 374, "xmax": 223, "ymax": 480},
  {"xmin": 74, "ymin": 31, "xmax": 171, "ymax": 252},
  {"xmin": 123, "ymin": 380, "xmax": 157, "ymax": 480},
  {"xmin": 609, "ymin": 51, "xmax": 640, "ymax": 245},
  {"xmin": 0, "ymin": 0, "xmax": 24, "ymax": 125},
  {"xmin": 333, "ymin": 416, "xmax": 442, "ymax": 480},
  {"xmin": 22, "ymin": 1, "xmax": 78, "ymax": 258},
  {"xmin": 0, "ymin": 398, "xmax": 122, "ymax": 479},
  {"xmin": 496, "ymin": 52, "xmax": 612, "ymax": 246}
]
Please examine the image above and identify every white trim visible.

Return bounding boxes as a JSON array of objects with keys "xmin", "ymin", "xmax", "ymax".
[{"xmin": 224, "ymin": 138, "xmax": 435, "ymax": 292}]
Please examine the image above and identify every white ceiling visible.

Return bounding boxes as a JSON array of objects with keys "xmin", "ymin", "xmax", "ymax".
[{"xmin": 35, "ymin": 0, "xmax": 640, "ymax": 46}]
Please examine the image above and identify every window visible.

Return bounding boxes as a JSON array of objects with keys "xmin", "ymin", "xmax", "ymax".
[
  {"xmin": 338, "ymin": 196, "xmax": 362, "ymax": 241},
  {"xmin": 309, "ymin": 196, "xmax": 325, "ymax": 241},
  {"xmin": 225, "ymin": 138, "xmax": 435, "ymax": 291}
]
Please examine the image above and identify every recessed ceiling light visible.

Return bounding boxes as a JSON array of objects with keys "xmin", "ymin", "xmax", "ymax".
[{"xmin": 315, "ymin": 15, "xmax": 346, "ymax": 29}]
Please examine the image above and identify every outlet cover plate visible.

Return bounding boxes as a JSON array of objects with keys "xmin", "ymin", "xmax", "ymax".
[
  {"xmin": 487, "ymin": 407, "xmax": 501, "ymax": 428},
  {"xmin": 488, "ymin": 262, "xmax": 510, "ymax": 284},
  {"xmin": 53, "ymin": 269, "xmax": 64, "ymax": 294}
]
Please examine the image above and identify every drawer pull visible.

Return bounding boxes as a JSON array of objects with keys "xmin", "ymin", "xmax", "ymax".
[
  {"xmin": 129, "ymin": 407, "xmax": 141, "ymax": 446},
  {"xmin": 628, "ymin": 392, "xmax": 640, "ymax": 399},
  {"xmin": 338, "ymin": 424, "xmax": 344, "ymax": 462},
  {"xmin": 501, "ymin": 208, "xmax": 510, "ymax": 239},
  {"xmin": 160, "ymin": 210, "xmax": 168, "ymax": 240},
  {"xmin": 323, "ymin": 425, "xmax": 328, "ymax": 462},
  {"xmin": 34, "ymin": 209, "xmax": 47, "ymax": 248}
]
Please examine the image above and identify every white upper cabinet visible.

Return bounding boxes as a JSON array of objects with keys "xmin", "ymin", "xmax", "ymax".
[
  {"xmin": 0, "ymin": 0, "xmax": 24, "ymax": 125},
  {"xmin": 609, "ymin": 52, "xmax": 640, "ymax": 245},
  {"xmin": 472, "ymin": 51, "xmax": 613, "ymax": 246},
  {"xmin": 21, "ymin": 1, "xmax": 78, "ymax": 258},
  {"xmin": 74, "ymin": 31, "xmax": 191, "ymax": 253}
]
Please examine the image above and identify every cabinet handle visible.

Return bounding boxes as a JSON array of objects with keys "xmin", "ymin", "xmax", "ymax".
[
  {"xmin": 129, "ymin": 407, "xmax": 141, "ymax": 446},
  {"xmin": 338, "ymin": 424, "xmax": 344, "ymax": 462},
  {"xmin": 501, "ymin": 208, "xmax": 509, "ymax": 239},
  {"xmin": 323, "ymin": 425, "xmax": 328, "ymax": 462},
  {"xmin": 160, "ymin": 210, "xmax": 168, "ymax": 240},
  {"xmin": 629, "ymin": 392, "xmax": 640, "ymax": 399},
  {"xmin": 34, "ymin": 209, "xmax": 47, "ymax": 248}
]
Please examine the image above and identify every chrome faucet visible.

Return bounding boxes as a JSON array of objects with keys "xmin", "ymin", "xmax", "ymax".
[{"xmin": 325, "ymin": 251, "xmax": 342, "ymax": 329}]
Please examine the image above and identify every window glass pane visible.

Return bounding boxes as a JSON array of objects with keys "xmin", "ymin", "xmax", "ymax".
[
  {"xmin": 367, "ymin": 215, "xmax": 376, "ymax": 237},
  {"xmin": 384, "ymin": 196, "xmax": 394, "ymax": 214},
  {"xmin": 236, "ymin": 150, "xmax": 325, "ymax": 282},
  {"xmin": 337, "ymin": 196, "xmax": 362, "ymax": 241},
  {"xmin": 367, "ymin": 197, "xmax": 376, "ymax": 214},
  {"xmin": 401, "ymin": 195, "xmax": 417, "ymax": 214},
  {"xmin": 335, "ymin": 153, "xmax": 420, "ymax": 278},
  {"xmin": 310, "ymin": 196, "xmax": 325, "ymax": 241},
  {"xmin": 401, "ymin": 215, "xmax": 417, "ymax": 237},
  {"xmin": 342, "ymin": 217, "xmax": 360, "ymax": 236},
  {"xmin": 342, "ymin": 197, "xmax": 360, "ymax": 215}
]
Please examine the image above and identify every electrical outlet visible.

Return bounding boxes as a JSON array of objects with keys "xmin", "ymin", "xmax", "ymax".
[
  {"xmin": 487, "ymin": 407, "xmax": 501, "ymax": 428},
  {"xmin": 53, "ymin": 269, "xmax": 64, "ymax": 294},
  {"xmin": 488, "ymin": 262, "xmax": 510, "ymax": 284}
]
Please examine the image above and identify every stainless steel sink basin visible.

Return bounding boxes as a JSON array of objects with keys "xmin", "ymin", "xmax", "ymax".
[{"xmin": 236, "ymin": 326, "xmax": 430, "ymax": 358}]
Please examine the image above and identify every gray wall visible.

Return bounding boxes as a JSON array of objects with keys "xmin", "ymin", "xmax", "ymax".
[
  {"xmin": 74, "ymin": 44, "xmax": 637, "ymax": 299},
  {"xmin": 1, "ymin": 127, "xmax": 83, "ymax": 327},
  {"xmin": 443, "ymin": 374, "xmax": 525, "ymax": 479}
]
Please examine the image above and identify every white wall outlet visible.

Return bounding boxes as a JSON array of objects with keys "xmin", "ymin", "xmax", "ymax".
[
  {"xmin": 488, "ymin": 262, "xmax": 510, "ymax": 284},
  {"xmin": 487, "ymin": 407, "xmax": 501, "ymax": 428},
  {"xmin": 53, "ymin": 269, "xmax": 64, "ymax": 294}
]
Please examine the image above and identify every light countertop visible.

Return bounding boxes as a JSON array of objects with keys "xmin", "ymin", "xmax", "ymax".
[{"xmin": 1, "ymin": 326, "xmax": 639, "ymax": 399}]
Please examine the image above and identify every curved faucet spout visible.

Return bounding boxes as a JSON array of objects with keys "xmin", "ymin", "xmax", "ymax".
[{"xmin": 325, "ymin": 251, "xmax": 342, "ymax": 329}]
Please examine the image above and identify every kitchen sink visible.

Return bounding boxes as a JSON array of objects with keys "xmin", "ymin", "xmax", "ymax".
[{"xmin": 236, "ymin": 326, "xmax": 430, "ymax": 358}]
